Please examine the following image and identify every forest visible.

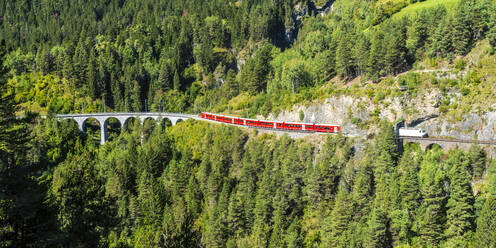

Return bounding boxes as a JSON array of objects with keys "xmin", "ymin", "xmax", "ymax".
[
  {"xmin": 2, "ymin": 0, "xmax": 496, "ymax": 247},
  {"xmin": 2, "ymin": 86, "xmax": 496, "ymax": 247},
  {"xmin": 1, "ymin": 0, "xmax": 495, "ymax": 116}
]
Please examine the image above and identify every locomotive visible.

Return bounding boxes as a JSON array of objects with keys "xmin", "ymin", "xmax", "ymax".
[{"xmin": 200, "ymin": 112, "xmax": 340, "ymax": 133}]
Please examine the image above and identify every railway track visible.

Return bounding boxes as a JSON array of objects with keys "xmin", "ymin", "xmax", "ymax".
[{"xmin": 398, "ymin": 136, "xmax": 496, "ymax": 145}]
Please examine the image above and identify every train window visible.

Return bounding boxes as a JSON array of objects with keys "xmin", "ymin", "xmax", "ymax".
[
  {"xmin": 285, "ymin": 124, "xmax": 301, "ymax": 128},
  {"xmin": 260, "ymin": 122, "xmax": 272, "ymax": 125}
]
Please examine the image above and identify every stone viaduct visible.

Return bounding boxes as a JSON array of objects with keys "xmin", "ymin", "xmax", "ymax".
[
  {"xmin": 56, "ymin": 112, "xmax": 195, "ymax": 144},
  {"xmin": 399, "ymin": 137, "xmax": 496, "ymax": 156}
]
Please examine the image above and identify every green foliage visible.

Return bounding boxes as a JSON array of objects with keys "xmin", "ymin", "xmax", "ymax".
[
  {"xmin": 3, "ymin": 0, "xmax": 496, "ymax": 246},
  {"xmin": 4, "ymin": 113, "xmax": 496, "ymax": 247},
  {"xmin": 417, "ymin": 148, "xmax": 446, "ymax": 247},
  {"xmin": 50, "ymin": 147, "xmax": 115, "ymax": 247},
  {"xmin": 473, "ymin": 195, "xmax": 496, "ymax": 247},
  {"xmin": 240, "ymin": 44, "xmax": 274, "ymax": 94},
  {"xmin": 444, "ymin": 150, "xmax": 475, "ymax": 246},
  {"xmin": 2, "ymin": 0, "xmax": 494, "ymax": 117},
  {"xmin": 321, "ymin": 187, "xmax": 352, "ymax": 248}
]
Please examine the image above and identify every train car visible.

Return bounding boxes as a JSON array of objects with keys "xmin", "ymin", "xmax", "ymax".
[
  {"xmin": 398, "ymin": 128, "xmax": 427, "ymax": 138},
  {"xmin": 259, "ymin": 120, "xmax": 275, "ymax": 129},
  {"xmin": 303, "ymin": 123, "xmax": 315, "ymax": 132},
  {"xmin": 283, "ymin": 122, "xmax": 303, "ymax": 131},
  {"xmin": 233, "ymin": 118, "xmax": 244, "ymax": 125},
  {"xmin": 201, "ymin": 112, "xmax": 340, "ymax": 134},
  {"xmin": 245, "ymin": 119, "xmax": 259, "ymax": 127},
  {"xmin": 201, "ymin": 112, "xmax": 215, "ymax": 120},
  {"xmin": 314, "ymin": 124, "xmax": 340, "ymax": 133},
  {"xmin": 219, "ymin": 115, "xmax": 233, "ymax": 124}
]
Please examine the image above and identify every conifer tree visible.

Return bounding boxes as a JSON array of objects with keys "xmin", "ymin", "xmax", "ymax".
[
  {"xmin": 489, "ymin": 25, "xmax": 496, "ymax": 50},
  {"xmin": 367, "ymin": 30, "xmax": 385, "ymax": 79},
  {"xmin": 473, "ymin": 159, "xmax": 496, "ymax": 246},
  {"xmin": 321, "ymin": 186, "xmax": 352, "ymax": 248},
  {"xmin": 468, "ymin": 144, "xmax": 486, "ymax": 178},
  {"xmin": 228, "ymin": 189, "xmax": 246, "ymax": 238},
  {"xmin": 445, "ymin": 150, "xmax": 475, "ymax": 246},
  {"xmin": 366, "ymin": 203, "xmax": 391, "ymax": 248},
  {"xmin": 86, "ymin": 50, "xmax": 98, "ymax": 99},
  {"xmin": 352, "ymin": 161, "xmax": 373, "ymax": 220},
  {"xmin": 473, "ymin": 196, "xmax": 496, "ymax": 247},
  {"xmin": 452, "ymin": 4, "xmax": 472, "ymax": 55},
  {"xmin": 417, "ymin": 149, "xmax": 446, "ymax": 247},
  {"xmin": 0, "ymin": 41, "xmax": 38, "ymax": 247},
  {"xmin": 335, "ymin": 27, "xmax": 355, "ymax": 78},
  {"xmin": 173, "ymin": 69, "xmax": 180, "ymax": 91},
  {"xmin": 284, "ymin": 217, "xmax": 302, "ymax": 248},
  {"xmin": 397, "ymin": 144, "xmax": 421, "ymax": 243},
  {"xmin": 158, "ymin": 61, "xmax": 171, "ymax": 90},
  {"xmin": 428, "ymin": 17, "xmax": 452, "ymax": 57}
]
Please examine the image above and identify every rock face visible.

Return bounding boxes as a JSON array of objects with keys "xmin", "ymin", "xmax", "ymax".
[
  {"xmin": 263, "ymin": 91, "xmax": 496, "ymax": 143},
  {"xmin": 267, "ymin": 95, "xmax": 369, "ymax": 137},
  {"xmin": 424, "ymin": 112, "xmax": 496, "ymax": 142}
]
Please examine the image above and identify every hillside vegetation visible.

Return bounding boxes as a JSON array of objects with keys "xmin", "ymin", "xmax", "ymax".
[
  {"xmin": 2, "ymin": 99, "xmax": 496, "ymax": 247},
  {"xmin": 1, "ymin": 0, "xmax": 495, "ymax": 119},
  {"xmin": 3, "ymin": 0, "xmax": 496, "ymax": 247},
  {"xmin": 392, "ymin": 0, "xmax": 462, "ymax": 18}
]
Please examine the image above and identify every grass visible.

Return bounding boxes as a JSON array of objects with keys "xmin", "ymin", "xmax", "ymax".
[{"xmin": 392, "ymin": 0, "xmax": 461, "ymax": 19}]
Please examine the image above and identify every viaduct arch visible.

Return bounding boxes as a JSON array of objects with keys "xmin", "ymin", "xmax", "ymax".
[{"xmin": 56, "ymin": 112, "xmax": 195, "ymax": 144}]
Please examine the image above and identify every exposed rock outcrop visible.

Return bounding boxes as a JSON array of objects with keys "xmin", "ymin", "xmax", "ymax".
[{"xmin": 262, "ymin": 89, "xmax": 496, "ymax": 145}]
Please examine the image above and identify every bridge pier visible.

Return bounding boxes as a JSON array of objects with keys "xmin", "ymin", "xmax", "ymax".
[
  {"xmin": 101, "ymin": 123, "xmax": 108, "ymax": 145},
  {"xmin": 74, "ymin": 117, "xmax": 87, "ymax": 132}
]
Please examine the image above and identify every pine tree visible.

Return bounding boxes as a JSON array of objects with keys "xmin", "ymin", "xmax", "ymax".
[
  {"xmin": 321, "ymin": 186, "xmax": 352, "ymax": 248},
  {"xmin": 473, "ymin": 196, "xmax": 496, "ymax": 247},
  {"xmin": 406, "ymin": 11, "xmax": 428, "ymax": 59},
  {"xmin": 489, "ymin": 25, "xmax": 496, "ymax": 50},
  {"xmin": 428, "ymin": 17, "xmax": 452, "ymax": 57},
  {"xmin": 367, "ymin": 30, "xmax": 385, "ymax": 79},
  {"xmin": 62, "ymin": 45, "xmax": 75, "ymax": 81},
  {"xmin": 445, "ymin": 150, "xmax": 475, "ymax": 246},
  {"xmin": 468, "ymin": 144, "xmax": 486, "ymax": 178},
  {"xmin": 86, "ymin": 50, "xmax": 98, "ymax": 99},
  {"xmin": 366, "ymin": 203, "xmax": 391, "ymax": 248},
  {"xmin": 228, "ymin": 189, "xmax": 246, "ymax": 238},
  {"xmin": 452, "ymin": 4, "xmax": 472, "ymax": 55},
  {"xmin": 352, "ymin": 161, "xmax": 373, "ymax": 220},
  {"xmin": 417, "ymin": 149, "xmax": 446, "ymax": 247},
  {"xmin": 335, "ymin": 27, "xmax": 356, "ymax": 79},
  {"xmin": 397, "ymin": 144, "xmax": 421, "ymax": 243},
  {"xmin": 384, "ymin": 20, "xmax": 408, "ymax": 74},
  {"xmin": 173, "ymin": 69, "xmax": 180, "ymax": 91},
  {"xmin": 158, "ymin": 60, "xmax": 171, "ymax": 90},
  {"xmin": 0, "ymin": 42, "xmax": 37, "ymax": 247},
  {"xmin": 284, "ymin": 217, "xmax": 302, "ymax": 247}
]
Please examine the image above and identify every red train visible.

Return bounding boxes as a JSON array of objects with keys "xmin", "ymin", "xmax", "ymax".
[{"xmin": 200, "ymin": 112, "xmax": 340, "ymax": 133}]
